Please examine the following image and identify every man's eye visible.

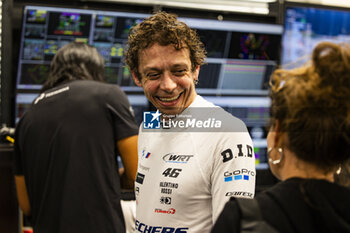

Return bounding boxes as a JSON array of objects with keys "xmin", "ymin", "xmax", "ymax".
[
  {"xmin": 146, "ymin": 73, "xmax": 160, "ymax": 79},
  {"xmin": 174, "ymin": 70, "xmax": 186, "ymax": 76}
]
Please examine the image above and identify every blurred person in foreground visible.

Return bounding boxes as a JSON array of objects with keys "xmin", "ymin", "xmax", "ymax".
[
  {"xmin": 211, "ymin": 41, "xmax": 350, "ymax": 233},
  {"xmin": 14, "ymin": 42, "xmax": 139, "ymax": 233},
  {"xmin": 125, "ymin": 11, "xmax": 255, "ymax": 233}
]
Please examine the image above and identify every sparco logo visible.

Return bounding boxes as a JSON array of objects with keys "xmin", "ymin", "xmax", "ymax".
[
  {"xmin": 155, "ymin": 208, "xmax": 176, "ymax": 214},
  {"xmin": 163, "ymin": 153, "xmax": 193, "ymax": 163},
  {"xmin": 135, "ymin": 220, "xmax": 188, "ymax": 233}
]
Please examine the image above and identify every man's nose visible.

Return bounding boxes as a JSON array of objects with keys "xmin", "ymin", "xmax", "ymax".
[{"xmin": 160, "ymin": 73, "xmax": 177, "ymax": 92}]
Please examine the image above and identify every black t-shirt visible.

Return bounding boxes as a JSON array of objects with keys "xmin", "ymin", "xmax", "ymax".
[
  {"xmin": 14, "ymin": 80, "xmax": 138, "ymax": 233},
  {"xmin": 212, "ymin": 178, "xmax": 350, "ymax": 233}
]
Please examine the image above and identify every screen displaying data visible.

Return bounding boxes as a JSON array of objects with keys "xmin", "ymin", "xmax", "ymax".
[
  {"xmin": 282, "ymin": 5, "xmax": 350, "ymax": 68},
  {"xmin": 17, "ymin": 6, "xmax": 149, "ymax": 91},
  {"xmin": 181, "ymin": 17, "xmax": 283, "ymax": 95}
]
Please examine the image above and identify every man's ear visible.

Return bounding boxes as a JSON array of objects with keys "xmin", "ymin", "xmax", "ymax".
[
  {"xmin": 131, "ymin": 72, "xmax": 142, "ymax": 87},
  {"xmin": 194, "ymin": 65, "xmax": 200, "ymax": 83}
]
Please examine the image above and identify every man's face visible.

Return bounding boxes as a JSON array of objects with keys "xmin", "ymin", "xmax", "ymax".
[{"xmin": 132, "ymin": 43, "xmax": 199, "ymax": 115}]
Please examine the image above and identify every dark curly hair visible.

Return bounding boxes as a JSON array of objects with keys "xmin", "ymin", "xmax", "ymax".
[
  {"xmin": 269, "ymin": 42, "xmax": 350, "ymax": 172},
  {"xmin": 124, "ymin": 11, "xmax": 207, "ymax": 80},
  {"xmin": 41, "ymin": 42, "xmax": 105, "ymax": 92}
]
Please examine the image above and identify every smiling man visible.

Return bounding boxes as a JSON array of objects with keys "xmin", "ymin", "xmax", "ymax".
[
  {"xmin": 125, "ymin": 12, "xmax": 255, "ymax": 233},
  {"xmin": 134, "ymin": 43, "xmax": 198, "ymax": 116}
]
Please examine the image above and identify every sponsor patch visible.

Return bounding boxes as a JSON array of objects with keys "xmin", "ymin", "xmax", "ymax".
[
  {"xmin": 136, "ymin": 172, "xmax": 145, "ymax": 184},
  {"xmin": 155, "ymin": 208, "xmax": 176, "ymax": 214},
  {"xmin": 224, "ymin": 169, "xmax": 255, "ymax": 182},
  {"xmin": 163, "ymin": 153, "xmax": 193, "ymax": 164},
  {"xmin": 135, "ymin": 220, "xmax": 188, "ymax": 233},
  {"xmin": 141, "ymin": 149, "xmax": 152, "ymax": 160},
  {"xmin": 221, "ymin": 145, "xmax": 254, "ymax": 163},
  {"xmin": 160, "ymin": 196, "xmax": 172, "ymax": 205},
  {"xmin": 225, "ymin": 191, "xmax": 253, "ymax": 198}
]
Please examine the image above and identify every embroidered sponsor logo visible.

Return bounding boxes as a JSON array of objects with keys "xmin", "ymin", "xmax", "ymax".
[
  {"xmin": 225, "ymin": 191, "xmax": 253, "ymax": 198},
  {"xmin": 221, "ymin": 145, "xmax": 253, "ymax": 163},
  {"xmin": 155, "ymin": 208, "xmax": 176, "ymax": 214},
  {"xmin": 135, "ymin": 220, "xmax": 188, "ymax": 233},
  {"xmin": 136, "ymin": 172, "xmax": 145, "ymax": 184},
  {"xmin": 160, "ymin": 196, "xmax": 172, "ymax": 205},
  {"xmin": 163, "ymin": 153, "xmax": 193, "ymax": 164},
  {"xmin": 224, "ymin": 168, "xmax": 255, "ymax": 182},
  {"xmin": 142, "ymin": 149, "xmax": 152, "ymax": 159},
  {"xmin": 34, "ymin": 86, "xmax": 70, "ymax": 104}
]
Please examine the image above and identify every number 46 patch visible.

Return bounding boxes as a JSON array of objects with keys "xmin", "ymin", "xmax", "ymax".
[
  {"xmin": 162, "ymin": 168, "xmax": 182, "ymax": 178},
  {"xmin": 221, "ymin": 144, "xmax": 253, "ymax": 163}
]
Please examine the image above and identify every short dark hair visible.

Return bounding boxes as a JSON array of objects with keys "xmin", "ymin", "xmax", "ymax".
[
  {"xmin": 124, "ymin": 11, "xmax": 206, "ymax": 80},
  {"xmin": 41, "ymin": 42, "xmax": 105, "ymax": 92}
]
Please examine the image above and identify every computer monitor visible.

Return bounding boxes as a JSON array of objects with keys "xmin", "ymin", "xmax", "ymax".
[
  {"xmin": 181, "ymin": 17, "xmax": 283, "ymax": 95},
  {"xmin": 281, "ymin": 3, "xmax": 350, "ymax": 68},
  {"xmin": 16, "ymin": 5, "xmax": 149, "ymax": 91}
]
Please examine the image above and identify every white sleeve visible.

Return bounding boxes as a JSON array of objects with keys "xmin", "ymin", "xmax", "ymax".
[{"xmin": 211, "ymin": 131, "xmax": 256, "ymax": 223}]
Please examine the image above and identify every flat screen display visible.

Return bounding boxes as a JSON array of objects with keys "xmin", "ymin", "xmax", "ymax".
[
  {"xmin": 182, "ymin": 17, "xmax": 282, "ymax": 95},
  {"xmin": 282, "ymin": 5, "xmax": 350, "ymax": 68},
  {"xmin": 17, "ymin": 6, "xmax": 149, "ymax": 91}
]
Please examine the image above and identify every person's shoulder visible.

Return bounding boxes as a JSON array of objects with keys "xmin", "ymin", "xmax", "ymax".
[
  {"xmin": 256, "ymin": 178, "xmax": 305, "ymax": 205},
  {"xmin": 72, "ymin": 80, "xmax": 124, "ymax": 93},
  {"xmin": 71, "ymin": 80, "xmax": 118, "ymax": 88}
]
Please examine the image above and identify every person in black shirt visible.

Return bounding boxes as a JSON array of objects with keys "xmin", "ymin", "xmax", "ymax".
[{"xmin": 14, "ymin": 42, "xmax": 138, "ymax": 233}]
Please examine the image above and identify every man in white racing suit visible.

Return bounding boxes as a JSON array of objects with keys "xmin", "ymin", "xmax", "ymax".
[{"xmin": 125, "ymin": 11, "xmax": 255, "ymax": 233}]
